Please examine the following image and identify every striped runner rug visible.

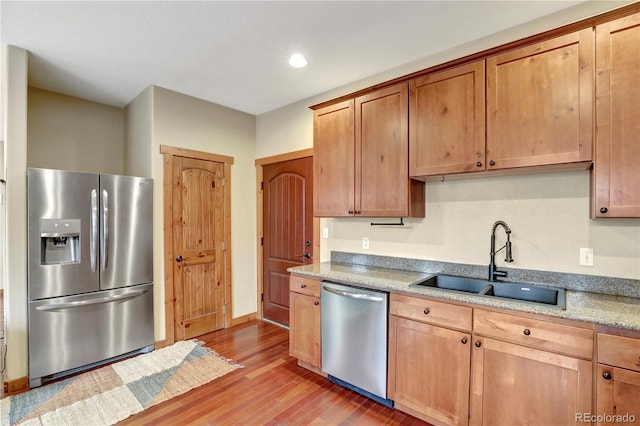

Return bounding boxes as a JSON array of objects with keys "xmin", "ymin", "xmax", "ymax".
[{"xmin": 1, "ymin": 340, "xmax": 242, "ymax": 425}]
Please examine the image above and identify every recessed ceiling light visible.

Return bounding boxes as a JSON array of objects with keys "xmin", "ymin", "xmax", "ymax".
[{"xmin": 289, "ymin": 53, "xmax": 307, "ymax": 68}]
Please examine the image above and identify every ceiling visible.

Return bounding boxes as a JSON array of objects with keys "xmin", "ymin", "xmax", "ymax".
[{"xmin": 0, "ymin": 0, "xmax": 614, "ymax": 116}]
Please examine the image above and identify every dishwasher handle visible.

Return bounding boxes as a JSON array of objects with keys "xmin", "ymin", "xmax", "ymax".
[{"xmin": 322, "ymin": 285, "xmax": 384, "ymax": 302}]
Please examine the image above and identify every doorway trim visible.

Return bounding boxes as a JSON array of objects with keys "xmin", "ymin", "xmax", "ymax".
[
  {"xmin": 255, "ymin": 148, "xmax": 318, "ymax": 321},
  {"xmin": 161, "ymin": 144, "xmax": 234, "ymax": 345}
]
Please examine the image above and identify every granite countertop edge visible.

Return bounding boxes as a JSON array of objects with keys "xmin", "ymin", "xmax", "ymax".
[{"xmin": 288, "ymin": 262, "xmax": 640, "ymax": 332}]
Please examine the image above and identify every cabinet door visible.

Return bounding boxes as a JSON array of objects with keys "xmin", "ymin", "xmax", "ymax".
[
  {"xmin": 593, "ymin": 12, "xmax": 640, "ymax": 218},
  {"xmin": 313, "ymin": 99, "xmax": 355, "ymax": 217},
  {"xmin": 596, "ymin": 365, "xmax": 640, "ymax": 425},
  {"xmin": 356, "ymin": 83, "xmax": 410, "ymax": 217},
  {"xmin": 289, "ymin": 292, "xmax": 321, "ymax": 368},
  {"xmin": 486, "ymin": 28, "xmax": 593, "ymax": 170},
  {"xmin": 470, "ymin": 337, "xmax": 592, "ymax": 426},
  {"xmin": 410, "ymin": 61, "xmax": 486, "ymax": 177},
  {"xmin": 389, "ymin": 316, "xmax": 471, "ymax": 426}
]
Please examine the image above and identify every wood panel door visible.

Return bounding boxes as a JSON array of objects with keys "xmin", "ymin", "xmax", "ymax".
[
  {"xmin": 313, "ymin": 99, "xmax": 355, "ymax": 217},
  {"xmin": 593, "ymin": 12, "xmax": 640, "ymax": 217},
  {"xmin": 173, "ymin": 157, "xmax": 226, "ymax": 340},
  {"xmin": 486, "ymin": 28, "xmax": 593, "ymax": 170},
  {"xmin": 470, "ymin": 337, "xmax": 592, "ymax": 426},
  {"xmin": 596, "ymin": 364, "xmax": 640, "ymax": 425},
  {"xmin": 388, "ymin": 316, "xmax": 471, "ymax": 426},
  {"xmin": 410, "ymin": 61, "xmax": 486, "ymax": 177},
  {"xmin": 263, "ymin": 157, "xmax": 313, "ymax": 326},
  {"xmin": 356, "ymin": 83, "xmax": 410, "ymax": 217}
]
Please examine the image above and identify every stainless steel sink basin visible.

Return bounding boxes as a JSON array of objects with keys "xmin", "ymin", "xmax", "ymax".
[{"xmin": 411, "ymin": 274, "xmax": 566, "ymax": 309}]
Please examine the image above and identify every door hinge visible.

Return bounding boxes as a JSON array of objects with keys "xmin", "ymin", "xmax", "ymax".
[
  {"xmin": 223, "ymin": 305, "xmax": 226, "ymax": 314},
  {"xmin": 221, "ymin": 178, "xmax": 226, "ymax": 187},
  {"xmin": 261, "ymin": 293, "xmax": 264, "ymax": 302},
  {"xmin": 260, "ymin": 237, "xmax": 264, "ymax": 246},
  {"xmin": 260, "ymin": 181, "xmax": 264, "ymax": 190}
]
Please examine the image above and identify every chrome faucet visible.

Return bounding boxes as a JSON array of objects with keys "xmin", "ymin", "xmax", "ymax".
[{"xmin": 489, "ymin": 220, "xmax": 514, "ymax": 281}]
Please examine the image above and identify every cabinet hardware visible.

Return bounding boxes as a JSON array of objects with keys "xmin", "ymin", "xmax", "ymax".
[
  {"xmin": 348, "ymin": 210, "xmax": 354, "ymax": 214},
  {"xmin": 476, "ymin": 161, "xmax": 482, "ymax": 167},
  {"xmin": 300, "ymin": 284, "xmax": 306, "ymax": 288},
  {"xmin": 523, "ymin": 329, "xmax": 531, "ymax": 336},
  {"xmin": 461, "ymin": 337, "xmax": 468, "ymax": 344},
  {"xmin": 600, "ymin": 207, "xmax": 608, "ymax": 214},
  {"xmin": 314, "ymin": 301, "xmax": 319, "ymax": 306},
  {"xmin": 475, "ymin": 341, "xmax": 482, "ymax": 348},
  {"xmin": 489, "ymin": 160, "xmax": 495, "ymax": 166},
  {"xmin": 423, "ymin": 308, "xmax": 430, "ymax": 315},
  {"xmin": 602, "ymin": 371, "xmax": 612, "ymax": 380}
]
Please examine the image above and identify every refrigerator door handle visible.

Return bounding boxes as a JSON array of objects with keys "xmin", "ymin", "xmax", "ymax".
[
  {"xmin": 35, "ymin": 290, "xmax": 147, "ymax": 311},
  {"xmin": 322, "ymin": 285, "xmax": 385, "ymax": 302},
  {"xmin": 101, "ymin": 189, "xmax": 109, "ymax": 271},
  {"xmin": 90, "ymin": 189, "xmax": 98, "ymax": 272}
]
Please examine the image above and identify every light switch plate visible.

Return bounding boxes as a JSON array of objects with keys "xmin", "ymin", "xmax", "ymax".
[
  {"xmin": 362, "ymin": 238, "xmax": 370, "ymax": 250},
  {"xmin": 579, "ymin": 248, "xmax": 594, "ymax": 266},
  {"xmin": 322, "ymin": 227, "xmax": 329, "ymax": 239}
]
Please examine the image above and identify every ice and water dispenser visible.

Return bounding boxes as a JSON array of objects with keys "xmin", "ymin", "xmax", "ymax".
[{"xmin": 39, "ymin": 218, "xmax": 81, "ymax": 265}]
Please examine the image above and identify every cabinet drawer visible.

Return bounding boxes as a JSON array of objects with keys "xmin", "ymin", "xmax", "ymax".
[
  {"xmin": 598, "ymin": 333, "xmax": 640, "ymax": 372},
  {"xmin": 390, "ymin": 293, "xmax": 472, "ymax": 331},
  {"xmin": 474, "ymin": 309, "xmax": 593, "ymax": 359},
  {"xmin": 289, "ymin": 275, "xmax": 321, "ymax": 298}
]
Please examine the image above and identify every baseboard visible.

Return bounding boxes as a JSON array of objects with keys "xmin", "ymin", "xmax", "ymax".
[
  {"xmin": 154, "ymin": 339, "xmax": 169, "ymax": 349},
  {"xmin": 4, "ymin": 376, "xmax": 29, "ymax": 396},
  {"xmin": 230, "ymin": 312, "xmax": 256, "ymax": 327}
]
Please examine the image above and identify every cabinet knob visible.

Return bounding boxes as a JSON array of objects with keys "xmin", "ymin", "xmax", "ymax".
[
  {"xmin": 461, "ymin": 337, "xmax": 468, "ymax": 344},
  {"xmin": 348, "ymin": 210, "xmax": 354, "ymax": 214},
  {"xmin": 475, "ymin": 341, "xmax": 482, "ymax": 348},
  {"xmin": 600, "ymin": 207, "xmax": 608, "ymax": 214},
  {"xmin": 476, "ymin": 161, "xmax": 482, "ymax": 167},
  {"xmin": 523, "ymin": 329, "xmax": 531, "ymax": 336},
  {"xmin": 602, "ymin": 371, "xmax": 612, "ymax": 380},
  {"xmin": 300, "ymin": 284, "xmax": 306, "ymax": 288},
  {"xmin": 489, "ymin": 160, "xmax": 495, "ymax": 166},
  {"xmin": 423, "ymin": 308, "xmax": 430, "ymax": 315},
  {"xmin": 314, "ymin": 301, "xmax": 319, "ymax": 306},
  {"xmin": 355, "ymin": 210, "xmax": 361, "ymax": 215}
]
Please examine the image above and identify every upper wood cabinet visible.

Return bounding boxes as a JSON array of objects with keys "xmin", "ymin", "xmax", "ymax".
[
  {"xmin": 313, "ymin": 83, "xmax": 425, "ymax": 218},
  {"xmin": 593, "ymin": 12, "xmax": 640, "ymax": 218},
  {"xmin": 313, "ymin": 99, "xmax": 355, "ymax": 217},
  {"xmin": 410, "ymin": 61, "xmax": 486, "ymax": 177},
  {"xmin": 486, "ymin": 28, "xmax": 594, "ymax": 170}
]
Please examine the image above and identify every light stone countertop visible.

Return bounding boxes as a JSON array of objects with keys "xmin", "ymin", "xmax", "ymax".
[{"xmin": 289, "ymin": 262, "xmax": 640, "ymax": 332}]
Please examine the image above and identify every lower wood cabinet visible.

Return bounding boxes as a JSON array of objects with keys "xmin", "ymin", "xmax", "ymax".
[
  {"xmin": 470, "ymin": 309, "xmax": 593, "ymax": 426},
  {"xmin": 388, "ymin": 293, "xmax": 472, "ymax": 426},
  {"xmin": 596, "ymin": 333, "xmax": 640, "ymax": 425},
  {"xmin": 289, "ymin": 275, "xmax": 321, "ymax": 369},
  {"xmin": 469, "ymin": 337, "xmax": 592, "ymax": 426}
]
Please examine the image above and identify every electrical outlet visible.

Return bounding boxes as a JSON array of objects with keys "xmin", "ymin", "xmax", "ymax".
[
  {"xmin": 579, "ymin": 248, "xmax": 594, "ymax": 266},
  {"xmin": 362, "ymin": 237, "xmax": 370, "ymax": 250},
  {"xmin": 322, "ymin": 227, "xmax": 329, "ymax": 239}
]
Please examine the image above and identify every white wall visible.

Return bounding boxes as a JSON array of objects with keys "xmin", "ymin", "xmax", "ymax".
[
  {"xmin": 150, "ymin": 86, "xmax": 257, "ymax": 339},
  {"xmin": 124, "ymin": 86, "xmax": 152, "ymax": 178},
  {"xmin": 256, "ymin": 2, "xmax": 640, "ymax": 282},
  {"xmin": 1, "ymin": 45, "xmax": 29, "ymax": 382},
  {"xmin": 27, "ymin": 87, "xmax": 125, "ymax": 174}
]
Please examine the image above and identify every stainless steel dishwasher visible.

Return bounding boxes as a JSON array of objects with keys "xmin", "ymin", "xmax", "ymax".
[{"xmin": 321, "ymin": 281, "xmax": 392, "ymax": 407}]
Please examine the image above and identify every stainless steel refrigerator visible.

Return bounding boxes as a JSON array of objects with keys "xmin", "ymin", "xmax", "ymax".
[{"xmin": 27, "ymin": 168, "xmax": 154, "ymax": 388}]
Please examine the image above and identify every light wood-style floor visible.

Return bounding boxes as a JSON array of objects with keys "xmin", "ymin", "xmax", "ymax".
[{"xmin": 119, "ymin": 320, "xmax": 429, "ymax": 425}]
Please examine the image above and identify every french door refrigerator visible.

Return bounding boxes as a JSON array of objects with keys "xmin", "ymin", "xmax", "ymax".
[{"xmin": 27, "ymin": 168, "xmax": 154, "ymax": 388}]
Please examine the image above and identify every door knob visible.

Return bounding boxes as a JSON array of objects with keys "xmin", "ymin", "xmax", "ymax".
[
  {"xmin": 176, "ymin": 255, "xmax": 183, "ymax": 262},
  {"xmin": 298, "ymin": 253, "xmax": 312, "ymax": 259}
]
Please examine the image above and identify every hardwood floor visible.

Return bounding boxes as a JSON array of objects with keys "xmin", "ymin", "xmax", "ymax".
[{"xmin": 119, "ymin": 320, "xmax": 430, "ymax": 425}]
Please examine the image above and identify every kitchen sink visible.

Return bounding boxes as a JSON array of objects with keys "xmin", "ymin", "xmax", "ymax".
[
  {"xmin": 411, "ymin": 275, "xmax": 566, "ymax": 309},
  {"xmin": 412, "ymin": 274, "xmax": 491, "ymax": 294}
]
